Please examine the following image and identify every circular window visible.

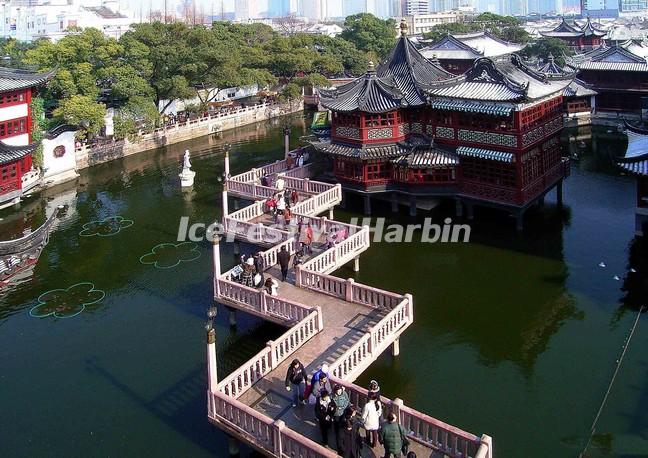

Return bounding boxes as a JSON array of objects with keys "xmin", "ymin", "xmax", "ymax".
[{"xmin": 53, "ymin": 145, "xmax": 66, "ymax": 158}]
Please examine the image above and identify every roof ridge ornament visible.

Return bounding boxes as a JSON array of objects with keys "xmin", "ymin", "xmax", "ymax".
[{"xmin": 400, "ymin": 19, "xmax": 408, "ymax": 37}]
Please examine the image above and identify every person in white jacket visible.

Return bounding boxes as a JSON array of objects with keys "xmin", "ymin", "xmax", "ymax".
[{"xmin": 361, "ymin": 392, "xmax": 382, "ymax": 448}]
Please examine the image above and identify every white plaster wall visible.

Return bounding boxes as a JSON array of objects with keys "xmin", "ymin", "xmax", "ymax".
[
  {"xmin": 3, "ymin": 133, "xmax": 29, "ymax": 146},
  {"xmin": 42, "ymin": 130, "xmax": 77, "ymax": 182},
  {"xmin": 0, "ymin": 103, "xmax": 28, "ymax": 123}
]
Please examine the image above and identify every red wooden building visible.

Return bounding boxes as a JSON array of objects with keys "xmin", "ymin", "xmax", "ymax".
[
  {"xmin": 0, "ymin": 67, "xmax": 53, "ymax": 209},
  {"xmin": 539, "ymin": 18, "xmax": 605, "ymax": 51},
  {"xmin": 537, "ymin": 54, "xmax": 597, "ymax": 120},
  {"xmin": 618, "ymin": 122, "xmax": 648, "ymax": 236},
  {"xmin": 565, "ymin": 43, "xmax": 648, "ymax": 114},
  {"xmin": 313, "ymin": 21, "xmax": 572, "ymax": 230}
]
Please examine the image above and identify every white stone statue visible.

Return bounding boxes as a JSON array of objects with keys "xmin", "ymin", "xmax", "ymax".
[
  {"xmin": 179, "ymin": 149, "xmax": 196, "ymax": 187},
  {"xmin": 183, "ymin": 150, "xmax": 192, "ymax": 169}
]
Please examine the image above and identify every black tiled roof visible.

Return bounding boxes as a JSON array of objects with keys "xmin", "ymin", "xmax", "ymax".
[
  {"xmin": 319, "ymin": 67, "xmax": 406, "ymax": 113},
  {"xmin": 426, "ymin": 55, "xmax": 574, "ymax": 102},
  {"xmin": 313, "ymin": 141, "xmax": 409, "ymax": 160},
  {"xmin": 566, "ymin": 45, "xmax": 648, "ymax": 72},
  {"xmin": 0, "ymin": 67, "xmax": 54, "ymax": 92},
  {"xmin": 0, "ymin": 141, "xmax": 37, "ymax": 166},
  {"xmin": 377, "ymin": 35, "xmax": 454, "ymax": 107}
]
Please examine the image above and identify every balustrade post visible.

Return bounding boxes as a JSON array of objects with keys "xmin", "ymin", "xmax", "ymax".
[
  {"xmin": 303, "ymin": 178, "xmax": 310, "ymax": 193},
  {"xmin": 295, "ymin": 264, "xmax": 302, "ymax": 288},
  {"xmin": 273, "ymin": 419, "xmax": 285, "ymax": 455},
  {"xmin": 213, "ymin": 235, "xmax": 222, "ymax": 298},
  {"xmin": 261, "ymin": 289, "xmax": 268, "ymax": 314},
  {"xmin": 405, "ymin": 293, "xmax": 414, "ymax": 319},
  {"xmin": 320, "ymin": 216, "xmax": 327, "ymax": 236},
  {"xmin": 345, "ymin": 278, "xmax": 354, "ymax": 302},
  {"xmin": 353, "ymin": 256, "xmax": 360, "ymax": 272},
  {"xmin": 222, "ymin": 181, "xmax": 229, "ymax": 218},
  {"xmin": 316, "ymin": 306, "xmax": 324, "ymax": 330},
  {"xmin": 267, "ymin": 340, "xmax": 276, "ymax": 369},
  {"xmin": 476, "ymin": 434, "xmax": 493, "ymax": 458},
  {"xmin": 207, "ymin": 325, "xmax": 218, "ymax": 392},
  {"xmin": 392, "ymin": 397, "xmax": 404, "ymax": 423},
  {"xmin": 257, "ymin": 223, "xmax": 264, "ymax": 243},
  {"xmin": 251, "ymin": 167, "xmax": 258, "ymax": 183},
  {"xmin": 392, "ymin": 338, "xmax": 400, "ymax": 357}
]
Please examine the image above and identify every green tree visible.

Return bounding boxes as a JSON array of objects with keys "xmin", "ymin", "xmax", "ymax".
[
  {"xmin": 53, "ymin": 95, "xmax": 106, "ymax": 138},
  {"xmin": 280, "ymin": 82, "xmax": 302, "ymax": 101},
  {"xmin": 422, "ymin": 13, "xmax": 529, "ymax": 45},
  {"xmin": 520, "ymin": 38, "xmax": 573, "ymax": 66},
  {"xmin": 341, "ymin": 14, "xmax": 397, "ymax": 60},
  {"xmin": 422, "ymin": 23, "xmax": 480, "ymax": 43},
  {"xmin": 121, "ymin": 22, "xmax": 195, "ymax": 113}
]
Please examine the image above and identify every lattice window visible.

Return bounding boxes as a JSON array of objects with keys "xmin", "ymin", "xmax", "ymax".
[
  {"xmin": 335, "ymin": 126, "xmax": 360, "ymax": 139},
  {"xmin": 435, "ymin": 127, "xmax": 455, "ymax": 139},
  {"xmin": 458, "ymin": 129, "xmax": 516, "ymax": 147},
  {"xmin": 367, "ymin": 128, "xmax": 393, "ymax": 140},
  {"xmin": 461, "ymin": 157, "xmax": 516, "ymax": 187}
]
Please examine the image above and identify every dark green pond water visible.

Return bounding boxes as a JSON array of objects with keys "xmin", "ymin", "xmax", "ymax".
[{"xmin": 1, "ymin": 118, "xmax": 646, "ymax": 458}]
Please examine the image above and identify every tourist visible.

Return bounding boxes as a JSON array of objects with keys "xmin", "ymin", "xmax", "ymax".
[
  {"xmin": 311, "ymin": 373, "xmax": 332, "ymax": 401},
  {"xmin": 261, "ymin": 173, "xmax": 269, "ymax": 187},
  {"xmin": 362, "ymin": 392, "xmax": 382, "ymax": 448},
  {"xmin": 284, "ymin": 190, "xmax": 291, "ymax": 208},
  {"xmin": 241, "ymin": 257, "xmax": 256, "ymax": 287},
  {"xmin": 379, "ymin": 412, "xmax": 409, "ymax": 458},
  {"xmin": 291, "ymin": 188, "xmax": 299, "ymax": 205},
  {"xmin": 297, "ymin": 153, "xmax": 304, "ymax": 168},
  {"xmin": 277, "ymin": 246, "xmax": 291, "ymax": 281},
  {"xmin": 314, "ymin": 390, "xmax": 336, "ymax": 445},
  {"xmin": 264, "ymin": 277, "xmax": 279, "ymax": 296},
  {"xmin": 326, "ymin": 227, "xmax": 337, "ymax": 249},
  {"xmin": 283, "ymin": 205, "xmax": 292, "ymax": 228},
  {"xmin": 303, "ymin": 222, "xmax": 313, "ymax": 254},
  {"xmin": 311, "ymin": 363, "xmax": 329, "ymax": 385},
  {"xmin": 266, "ymin": 196, "xmax": 277, "ymax": 216},
  {"xmin": 285, "ymin": 359, "xmax": 307, "ymax": 407},
  {"xmin": 276, "ymin": 193, "xmax": 286, "ymax": 222},
  {"xmin": 368, "ymin": 380, "xmax": 381, "ymax": 400},
  {"xmin": 276, "ymin": 175, "xmax": 285, "ymax": 191},
  {"xmin": 332, "ymin": 384, "xmax": 350, "ymax": 451},
  {"xmin": 292, "ymin": 247, "xmax": 303, "ymax": 269},
  {"xmin": 253, "ymin": 252, "xmax": 264, "ymax": 285},
  {"xmin": 338, "ymin": 405, "xmax": 361, "ymax": 457}
]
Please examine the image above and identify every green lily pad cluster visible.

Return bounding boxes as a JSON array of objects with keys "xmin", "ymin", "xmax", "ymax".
[
  {"xmin": 79, "ymin": 216, "xmax": 134, "ymax": 237},
  {"xmin": 29, "ymin": 282, "xmax": 105, "ymax": 319},
  {"xmin": 139, "ymin": 242, "xmax": 201, "ymax": 269}
]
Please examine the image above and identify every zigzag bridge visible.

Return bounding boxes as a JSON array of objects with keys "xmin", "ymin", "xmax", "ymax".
[{"xmin": 206, "ymin": 152, "xmax": 494, "ymax": 458}]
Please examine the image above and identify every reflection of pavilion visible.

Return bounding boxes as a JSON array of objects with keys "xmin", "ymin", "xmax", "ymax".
[{"xmin": 0, "ymin": 208, "xmax": 58, "ymax": 288}]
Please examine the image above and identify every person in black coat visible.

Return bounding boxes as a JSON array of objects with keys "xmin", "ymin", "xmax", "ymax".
[
  {"xmin": 284, "ymin": 359, "xmax": 307, "ymax": 407},
  {"xmin": 314, "ymin": 390, "xmax": 337, "ymax": 445},
  {"xmin": 277, "ymin": 245, "xmax": 291, "ymax": 281}
]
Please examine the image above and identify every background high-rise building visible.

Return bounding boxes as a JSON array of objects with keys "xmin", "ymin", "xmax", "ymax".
[
  {"xmin": 301, "ymin": 0, "xmax": 326, "ymax": 20},
  {"xmin": 267, "ymin": 0, "xmax": 291, "ymax": 17},
  {"xmin": 619, "ymin": 0, "xmax": 648, "ymax": 11},
  {"xmin": 406, "ymin": 0, "xmax": 430, "ymax": 14},
  {"xmin": 344, "ymin": 0, "xmax": 367, "ymax": 15}
]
